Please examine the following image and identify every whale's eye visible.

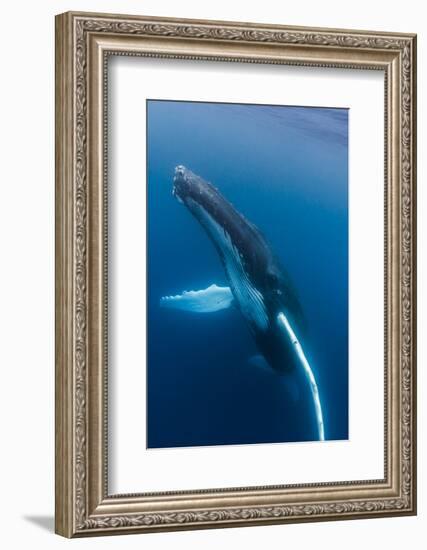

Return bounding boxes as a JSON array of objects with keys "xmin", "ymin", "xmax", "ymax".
[{"xmin": 267, "ymin": 271, "xmax": 278, "ymax": 285}]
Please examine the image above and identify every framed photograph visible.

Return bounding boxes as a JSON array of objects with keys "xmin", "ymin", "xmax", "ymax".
[{"xmin": 55, "ymin": 11, "xmax": 417, "ymax": 537}]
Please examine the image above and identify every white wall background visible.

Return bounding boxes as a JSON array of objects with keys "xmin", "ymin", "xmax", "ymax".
[{"xmin": 0, "ymin": 1, "xmax": 424, "ymax": 548}]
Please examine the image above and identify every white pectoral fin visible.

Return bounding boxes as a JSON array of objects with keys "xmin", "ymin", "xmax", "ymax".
[
  {"xmin": 160, "ymin": 284, "xmax": 234, "ymax": 313},
  {"xmin": 277, "ymin": 311, "xmax": 325, "ymax": 441}
]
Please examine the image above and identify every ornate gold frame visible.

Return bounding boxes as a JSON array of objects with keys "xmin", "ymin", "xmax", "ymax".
[{"xmin": 55, "ymin": 11, "xmax": 417, "ymax": 538}]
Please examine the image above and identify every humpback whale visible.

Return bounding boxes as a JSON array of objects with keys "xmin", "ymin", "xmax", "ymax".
[{"xmin": 161, "ymin": 165, "xmax": 325, "ymax": 441}]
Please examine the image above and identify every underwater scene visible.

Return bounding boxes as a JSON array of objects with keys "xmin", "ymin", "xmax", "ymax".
[{"xmin": 146, "ymin": 99, "xmax": 348, "ymax": 448}]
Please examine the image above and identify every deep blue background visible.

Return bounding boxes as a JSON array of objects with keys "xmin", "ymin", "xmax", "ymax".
[{"xmin": 146, "ymin": 100, "xmax": 348, "ymax": 448}]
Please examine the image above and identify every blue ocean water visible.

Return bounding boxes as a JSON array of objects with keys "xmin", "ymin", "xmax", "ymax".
[{"xmin": 146, "ymin": 100, "xmax": 348, "ymax": 448}]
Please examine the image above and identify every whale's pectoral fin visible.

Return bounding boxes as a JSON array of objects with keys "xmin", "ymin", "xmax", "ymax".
[
  {"xmin": 277, "ymin": 311, "xmax": 324, "ymax": 439},
  {"xmin": 160, "ymin": 284, "xmax": 234, "ymax": 313}
]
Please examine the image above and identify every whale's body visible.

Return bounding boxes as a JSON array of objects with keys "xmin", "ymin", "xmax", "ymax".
[{"xmin": 162, "ymin": 166, "xmax": 324, "ymax": 440}]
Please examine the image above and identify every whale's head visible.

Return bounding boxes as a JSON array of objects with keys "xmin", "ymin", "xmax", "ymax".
[
  {"xmin": 173, "ymin": 165, "xmax": 218, "ymax": 209},
  {"xmin": 172, "ymin": 166, "xmax": 303, "ymax": 337}
]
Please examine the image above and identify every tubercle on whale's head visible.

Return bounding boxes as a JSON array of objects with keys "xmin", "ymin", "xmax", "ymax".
[
  {"xmin": 172, "ymin": 165, "xmax": 187, "ymax": 200},
  {"xmin": 173, "ymin": 165, "xmax": 195, "ymax": 203}
]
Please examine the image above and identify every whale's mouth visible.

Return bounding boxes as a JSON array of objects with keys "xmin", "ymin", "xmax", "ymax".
[{"xmin": 172, "ymin": 184, "xmax": 184, "ymax": 204}]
